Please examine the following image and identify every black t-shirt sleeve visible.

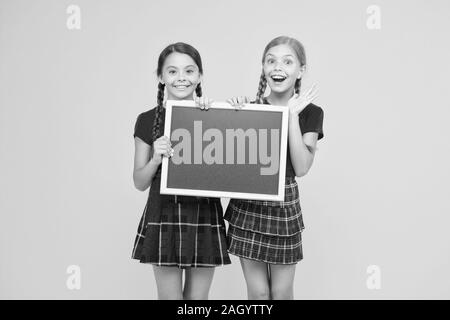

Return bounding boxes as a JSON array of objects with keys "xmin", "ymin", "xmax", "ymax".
[
  {"xmin": 133, "ymin": 111, "xmax": 154, "ymax": 146},
  {"xmin": 300, "ymin": 105, "xmax": 324, "ymax": 140}
]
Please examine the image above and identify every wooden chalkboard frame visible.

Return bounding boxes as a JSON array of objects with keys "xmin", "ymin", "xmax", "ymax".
[{"xmin": 160, "ymin": 100, "xmax": 289, "ymax": 201}]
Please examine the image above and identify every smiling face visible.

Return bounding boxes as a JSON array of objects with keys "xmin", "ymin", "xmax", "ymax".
[
  {"xmin": 159, "ymin": 52, "xmax": 202, "ymax": 100},
  {"xmin": 263, "ymin": 44, "xmax": 304, "ymax": 95}
]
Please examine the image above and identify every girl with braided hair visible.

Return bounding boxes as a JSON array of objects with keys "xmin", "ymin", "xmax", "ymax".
[
  {"xmin": 131, "ymin": 42, "xmax": 231, "ymax": 300},
  {"xmin": 225, "ymin": 36, "xmax": 324, "ymax": 299}
]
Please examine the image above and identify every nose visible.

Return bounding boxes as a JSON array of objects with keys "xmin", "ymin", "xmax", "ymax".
[
  {"xmin": 273, "ymin": 61, "xmax": 283, "ymax": 71},
  {"xmin": 177, "ymin": 71, "xmax": 187, "ymax": 81}
]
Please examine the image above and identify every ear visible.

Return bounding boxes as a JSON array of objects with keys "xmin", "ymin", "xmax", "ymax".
[
  {"xmin": 158, "ymin": 75, "xmax": 164, "ymax": 85},
  {"xmin": 297, "ymin": 65, "xmax": 306, "ymax": 79}
]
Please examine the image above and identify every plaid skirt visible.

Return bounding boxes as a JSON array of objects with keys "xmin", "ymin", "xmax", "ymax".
[
  {"xmin": 132, "ymin": 177, "xmax": 231, "ymax": 268},
  {"xmin": 224, "ymin": 176, "xmax": 305, "ymax": 264}
]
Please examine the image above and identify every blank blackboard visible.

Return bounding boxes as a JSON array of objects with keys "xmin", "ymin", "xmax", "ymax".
[{"xmin": 160, "ymin": 100, "xmax": 289, "ymax": 201}]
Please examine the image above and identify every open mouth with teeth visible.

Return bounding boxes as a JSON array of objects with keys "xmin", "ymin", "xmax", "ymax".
[
  {"xmin": 270, "ymin": 75, "xmax": 287, "ymax": 83},
  {"xmin": 173, "ymin": 84, "xmax": 191, "ymax": 90}
]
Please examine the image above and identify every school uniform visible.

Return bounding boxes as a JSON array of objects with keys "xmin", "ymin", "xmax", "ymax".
[
  {"xmin": 224, "ymin": 99, "xmax": 324, "ymax": 265},
  {"xmin": 131, "ymin": 107, "xmax": 231, "ymax": 268}
]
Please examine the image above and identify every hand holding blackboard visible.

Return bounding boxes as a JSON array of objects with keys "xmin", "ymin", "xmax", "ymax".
[
  {"xmin": 151, "ymin": 136, "xmax": 173, "ymax": 164},
  {"xmin": 194, "ymin": 95, "xmax": 214, "ymax": 110},
  {"xmin": 226, "ymin": 96, "xmax": 250, "ymax": 110}
]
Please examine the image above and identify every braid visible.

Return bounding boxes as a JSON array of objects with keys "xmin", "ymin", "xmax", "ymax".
[
  {"xmin": 294, "ymin": 78, "xmax": 301, "ymax": 95},
  {"xmin": 152, "ymin": 82, "xmax": 165, "ymax": 142},
  {"xmin": 255, "ymin": 70, "xmax": 267, "ymax": 104},
  {"xmin": 195, "ymin": 83, "xmax": 203, "ymax": 97}
]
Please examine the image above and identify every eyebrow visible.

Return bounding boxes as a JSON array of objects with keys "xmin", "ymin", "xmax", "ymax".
[
  {"xmin": 166, "ymin": 65, "xmax": 197, "ymax": 69},
  {"xmin": 265, "ymin": 54, "xmax": 295, "ymax": 58}
]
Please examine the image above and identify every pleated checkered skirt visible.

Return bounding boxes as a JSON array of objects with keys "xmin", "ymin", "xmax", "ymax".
[
  {"xmin": 224, "ymin": 176, "xmax": 305, "ymax": 264},
  {"xmin": 132, "ymin": 176, "xmax": 231, "ymax": 268}
]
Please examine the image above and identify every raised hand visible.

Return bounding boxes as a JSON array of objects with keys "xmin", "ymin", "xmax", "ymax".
[{"xmin": 287, "ymin": 84, "xmax": 318, "ymax": 116}]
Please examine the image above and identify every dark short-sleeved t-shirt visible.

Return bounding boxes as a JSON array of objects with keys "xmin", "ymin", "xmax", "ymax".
[
  {"xmin": 260, "ymin": 98, "xmax": 324, "ymax": 177},
  {"xmin": 133, "ymin": 107, "xmax": 165, "ymax": 146},
  {"xmin": 133, "ymin": 107, "xmax": 165, "ymax": 178}
]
